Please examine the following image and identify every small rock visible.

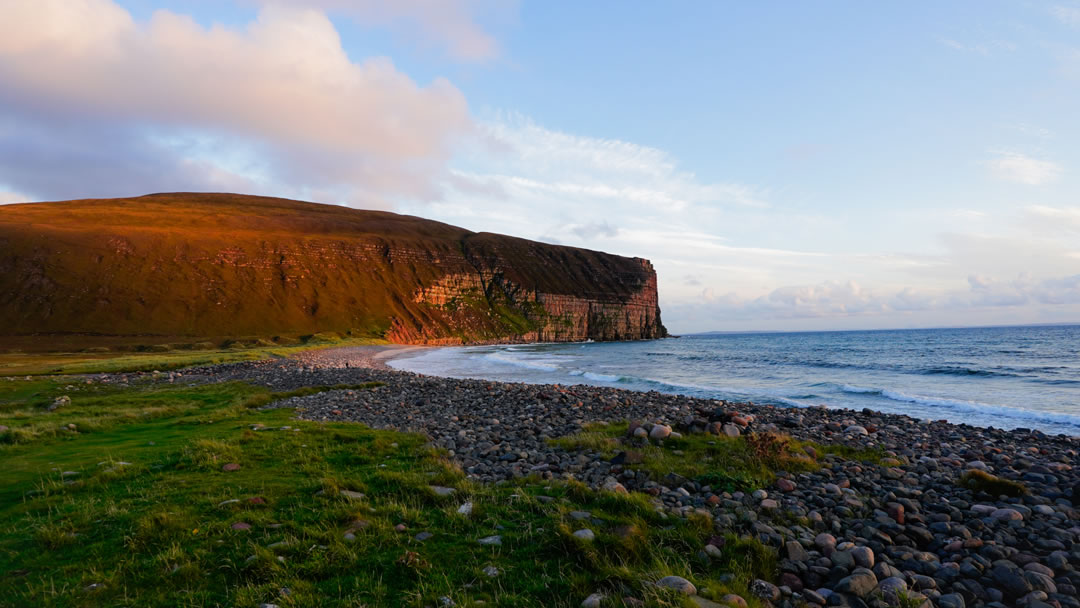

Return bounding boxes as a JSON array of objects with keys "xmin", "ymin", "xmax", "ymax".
[
  {"xmin": 231, "ymin": 522, "xmax": 252, "ymax": 530},
  {"xmin": 572, "ymin": 529, "xmax": 596, "ymax": 542},
  {"xmin": 750, "ymin": 579, "xmax": 780, "ymax": 602},
  {"xmin": 776, "ymin": 478, "xmax": 796, "ymax": 492},
  {"xmin": 581, "ymin": 592, "xmax": 604, "ymax": 608},
  {"xmin": 991, "ymin": 508, "xmax": 1023, "ymax": 521},
  {"xmin": 340, "ymin": 490, "xmax": 365, "ymax": 500},
  {"xmin": 221, "ymin": 463, "xmax": 241, "ymax": 472},
  {"xmin": 478, "ymin": 535, "xmax": 502, "ymax": 546},
  {"xmin": 656, "ymin": 575, "xmax": 696, "ymax": 595},
  {"xmin": 483, "ymin": 565, "xmax": 499, "ymax": 577},
  {"xmin": 429, "ymin": 485, "xmax": 455, "ymax": 497},
  {"xmin": 851, "ymin": 546, "xmax": 874, "ymax": 569},
  {"xmin": 457, "ymin": 502, "xmax": 473, "ymax": 516},
  {"xmin": 835, "ymin": 568, "xmax": 877, "ymax": 598},
  {"xmin": 649, "ymin": 424, "xmax": 672, "ymax": 440}
]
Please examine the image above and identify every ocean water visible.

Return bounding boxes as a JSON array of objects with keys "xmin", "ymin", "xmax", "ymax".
[{"xmin": 387, "ymin": 325, "xmax": 1080, "ymax": 436}]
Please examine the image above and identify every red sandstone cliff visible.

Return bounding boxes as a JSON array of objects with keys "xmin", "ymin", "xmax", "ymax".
[{"xmin": 0, "ymin": 193, "xmax": 666, "ymax": 347}]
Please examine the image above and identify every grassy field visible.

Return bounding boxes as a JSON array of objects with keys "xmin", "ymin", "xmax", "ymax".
[
  {"xmin": 1, "ymin": 376, "xmax": 786, "ymax": 607},
  {"xmin": 0, "ymin": 336, "xmax": 387, "ymax": 376}
]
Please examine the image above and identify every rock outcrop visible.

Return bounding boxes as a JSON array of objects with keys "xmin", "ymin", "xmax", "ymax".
[{"xmin": 0, "ymin": 193, "xmax": 666, "ymax": 346}]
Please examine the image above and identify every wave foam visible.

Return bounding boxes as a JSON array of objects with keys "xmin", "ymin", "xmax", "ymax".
[
  {"xmin": 482, "ymin": 352, "xmax": 559, "ymax": 372},
  {"xmin": 839, "ymin": 384, "xmax": 1080, "ymax": 428}
]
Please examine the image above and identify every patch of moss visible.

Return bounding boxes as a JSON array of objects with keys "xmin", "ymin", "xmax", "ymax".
[{"xmin": 958, "ymin": 469, "xmax": 1027, "ymax": 497}]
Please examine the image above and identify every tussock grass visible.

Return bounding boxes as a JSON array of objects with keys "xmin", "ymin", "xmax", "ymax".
[{"xmin": 553, "ymin": 422, "xmax": 881, "ymax": 493}]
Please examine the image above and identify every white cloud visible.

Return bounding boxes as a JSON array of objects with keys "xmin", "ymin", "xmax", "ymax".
[
  {"xmin": 939, "ymin": 37, "xmax": 1016, "ymax": 55},
  {"xmin": 1024, "ymin": 204, "xmax": 1080, "ymax": 232},
  {"xmin": 0, "ymin": 0, "xmax": 471, "ymax": 206},
  {"xmin": 1051, "ymin": 4, "xmax": 1080, "ymax": 27},
  {"xmin": 986, "ymin": 150, "xmax": 1062, "ymax": 185},
  {"xmin": 671, "ymin": 273, "xmax": 1080, "ymax": 330},
  {"xmin": 249, "ymin": 0, "xmax": 506, "ymax": 61}
]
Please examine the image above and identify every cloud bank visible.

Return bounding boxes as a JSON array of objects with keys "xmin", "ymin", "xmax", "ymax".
[{"xmin": 0, "ymin": 0, "xmax": 471, "ymax": 206}]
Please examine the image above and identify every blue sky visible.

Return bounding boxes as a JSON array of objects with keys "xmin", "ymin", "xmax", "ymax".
[{"xmin": 2, "ymin": 1, "xmax": 1079, "ymax": 332}]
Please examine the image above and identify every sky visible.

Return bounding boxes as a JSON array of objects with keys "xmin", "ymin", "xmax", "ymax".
[{"xmin": 1, "ymin": 1, "xmax": 1079, "ymax": 334}]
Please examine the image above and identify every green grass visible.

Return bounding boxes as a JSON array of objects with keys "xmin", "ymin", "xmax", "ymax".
[
  {"xmin": 0, "ymin": 380, "xmax": 778, "ymax": 607},
  {"xmin": 0, "ymin": 337, "xmax": 388, "ymax": 376},
  {"xmin": 552, "ymin": 422, "xmax": 886, "ymax": 492}
]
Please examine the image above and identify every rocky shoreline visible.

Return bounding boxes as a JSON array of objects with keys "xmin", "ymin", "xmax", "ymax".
[{"xmin": 131, "ymin": 348, "xmax": 1079, "ymax": 608}]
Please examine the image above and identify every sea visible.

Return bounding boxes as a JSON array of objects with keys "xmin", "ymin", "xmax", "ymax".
[{"xmin": 387, "ymin": 325, "xmax": 1080, "ymax": 436}]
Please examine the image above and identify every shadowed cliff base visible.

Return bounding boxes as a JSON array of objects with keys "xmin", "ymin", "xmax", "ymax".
[{"xmin": 0, "ymin": 193, "xmax": 666, "ymax": 351}]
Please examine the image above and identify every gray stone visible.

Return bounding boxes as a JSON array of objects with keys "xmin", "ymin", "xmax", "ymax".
[
  {"xmin": 750, "ymin": 579, "xmax": 780, "ymax": 602},
  {"xmin": 581, "ymin": 593, "xmax": 604, "ymax": 608},
  {"xmin": 477, "ymin": 535, "xmax": 502, "ymax": 546},
  {"xmin": 785, "ymin": 540, "xmax": 809, "ymax": 562},
  {"xmin": 649, "ymin": 424, "xmax": 673, "ymax": 440},
  {"xmin": 992, "ymin": 562, "xmax": 1033, "ymax": 597},
  {"xmin": 938, "ymin": 593, "xmax": 965, "ymax": 608},
  {"xmin": 656, "ymin": 575, "xmax": 696, "ymax": 595},
  {"xmin": 572, "ymin": 529, "xmax": 595, "ymax": 542},
  {"xmin": 851, "ymin": 546, "xmax": 875, "ymax": 569},
  {"xmin": 835, "ymin": 568, "xmax": 877, "ymax": 598}
]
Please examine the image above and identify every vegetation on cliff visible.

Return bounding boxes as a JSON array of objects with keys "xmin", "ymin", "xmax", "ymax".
[{"xmin": 0, "ymin": 193, "xmax": 666, "ymax": 349}]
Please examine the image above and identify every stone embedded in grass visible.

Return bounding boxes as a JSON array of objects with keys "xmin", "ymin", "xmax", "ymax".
[
  {"xmin": 649, "ymin": 424, "xmax": 672, "ymax": 440},
  {"xmin": 395, "ymin": 523, "xmax": 408, "ymax": 532},
  {"xmin": 704, "ymin": 543, "xmax": 723, "ymax": 558},
  {"xmin": 415, "ymin": 532, "xmax": 433, "ymax": 542},
  {"xmin": 429, "ymin": 485, "xmax": 455, "ymax": 497},
  {"xmin": 48, "ymin": 396, "xmax": 71, "ymax": 411},
  {"xmin": 221, "ymin": 463, "xmax": 241, "ymax": 472},
  {"xmin": 218, "ymin": 499, "xmax": 241, "ymax": 507},
  {"xmin": 750, "ymin": 579, "xmax": 780, "ymax": 602},
  {"xmin": 572, "ymin": 529, "xmax": 595, "ymax": 541},
  {"xmin": 339, "ymin": 489, "xmax": 365, "ymax": 500},
  {"xmin": 656, "ymin": 575, "xmax": 696, "ymax": 595},
  {"xmin": 581, "ymin": 593, "xmax": 604, "ymax": 608},
  {"xmin": 482, "ymin": 565, "xmax": 499, "ymax": 577},
  {"xmin": 457, "ymin": 502, "xmax": 473, "ymax": 516},
  {"xmin": 477, "ymin": 535, "xmax": 502, "ymax": 546},
  {"xmin": 602, "ymin": 478, "xmax": 627, "ymax": 494},
  {"xmin": 720, "ymin": 593, "xmax": 748, "ymax": 608},
  {"xmin": 231, "ymin": 522, "xmax": 252, "ymax": 531}
]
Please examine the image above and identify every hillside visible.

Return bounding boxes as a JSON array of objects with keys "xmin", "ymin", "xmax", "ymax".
[{"xmin": 0, "ymin": 193, "xmax": 666, "ymax": 348}]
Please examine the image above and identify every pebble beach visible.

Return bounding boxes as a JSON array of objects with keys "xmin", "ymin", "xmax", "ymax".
[{"xmin": 152, "ymin": 345, "xmax": 1080, "ymax": 608}]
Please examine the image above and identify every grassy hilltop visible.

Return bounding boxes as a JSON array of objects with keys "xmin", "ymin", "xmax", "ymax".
[{"xmin": 0, "ymin": 193, "xmax": 665, "ymax": 351}]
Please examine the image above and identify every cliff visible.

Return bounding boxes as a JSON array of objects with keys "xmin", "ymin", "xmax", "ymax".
[{"xmin": 0, "ymin": 193, "xmax": 666, "ymax": 347}]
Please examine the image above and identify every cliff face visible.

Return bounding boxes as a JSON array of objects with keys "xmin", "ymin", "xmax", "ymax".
[{"xmin": 0, "ymin": 193, "xmax": 666, "ymax": 346}]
